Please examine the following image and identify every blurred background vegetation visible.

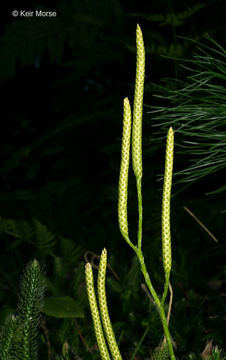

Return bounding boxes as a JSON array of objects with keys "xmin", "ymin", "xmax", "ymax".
[{"xmin": 0, "ymin": 0, "xmax": 225, "ymax": 358}]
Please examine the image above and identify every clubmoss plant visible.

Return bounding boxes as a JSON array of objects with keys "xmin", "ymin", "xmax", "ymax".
[
  {"xmin": 152, "ymin": 343, "xmax": 170, "ymax": 360},
  {"xmin": 16, "ymin": 259, "xmax": 46, "ymax": 360},
  {"xmin": 85, "ymin": 249, "xmax": 122, "ymax": 360},
  {"xmin": 118, "ymin": 97, "xmax": 132, "ymax": 246},
  {"xmin": 97, "ymin": 249, "xmax": 122, "ymax": 360},
  {"xmin": 0, "ymin": 259, "xmax": 46, "ymax": 360},
  {"xmin": 119, "ymin": 24, "xmax": 175, "ymax": 360},
  {"xmin": 161, "ymin": 127, "xmax": 174, "ymax": 306},
  {"xmin": 85, "ymin": 24, "xmax": 176, "ymax": 360},
  {"xmin": 85, "ymin": 261, "xmax": 111, "ymax": 360},
  {"xmin": 0, "ymin": 315, "xmax": 18, "ymax": 359}
]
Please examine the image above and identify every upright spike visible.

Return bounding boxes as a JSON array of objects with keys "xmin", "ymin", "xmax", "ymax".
[
  {"xmin": 85, "ymin": 263, "xmax": 111, "ymax": 360},
  {"xmin": 162, "ymin": 127, "xmax": 174, "ymax": 276},
  {"xmin": 132, "ymin": 24, "xmax": 145, "ymax": 180},
  {"xmin": 118, "ymin": 97, "xmax": 136, "ymax": 250},
  {"xmin": 98, "ymin": 249, "xmax": 122, "ymax": 360}
]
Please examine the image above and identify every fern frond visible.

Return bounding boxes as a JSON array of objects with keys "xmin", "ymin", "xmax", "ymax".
[
  {"xmin": 0, "ymin": 17, "xmax": 66, "ymax": 81},
  {"xmin": 129, "ymin": 4, "xmax": 207, "ymax": 27},
  {"xmin": 0, "ymin": 217, "xmax": 14, "ymax": 234},
  {"xmin": 60, "ymin": 237, "xmax": 82, "ymax": 264},
  {"xmin": 33, "ymin": 219, "xmax": 56, "ymax": 255},
  {"xmin": 0, "ymin": 218, "xmax": 33, "ymax": 243},
  {"xmin": 148, "ymin": 41, "xmax": 188, "ymax": 57},
  {"xmin": 0, "ymin": 1, "xmax": 124, "ymax": 81},
  {"xmin": 127, "ymin": 39, "xmax": 197, "ymax": 59}
]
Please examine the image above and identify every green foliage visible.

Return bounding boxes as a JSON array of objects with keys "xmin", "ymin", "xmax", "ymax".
[
  {"xmin": 33, "ymin": 219, "xmax": 56, "ymax": 255},
  {"xmin": 127, "ymin": 1, "xmax": 211, "ymax": 60},
  {"xmin": 0, "ymin": 315, "xmax": 17, "ymax": 360},
  {"xmin": 0, "ymin": 216, "xmax": 82, "ymax": 262},
  {"xmin": 0, "ymin": 260, "xmax": 46, "ymax": 360},
  {"xmin": 60, "ymin": 237, "xmax": 82, "ymax": 264},
  {"xmin": 152, "ymin": 343, "xmax": 170, "ymax": 360},
  {"xmin": 210, "ymin": 346, "xmax": 226, "ymax": 360},
  {"xmin": 147, "ymin": 41, "xmax": 191, "ymax": 58},
  {"xmin": 148, "ymin": 35, "xmax": 226, "ymax": 195},
  {"xmin": 187, "ymin": 345, "xmax": 226, "ymax": 360},
  {"xmin": 0, "ymin": 217, "xmax": 33, "ymax": 249},
  {"xmin": 0, "ymin": 259, "xmax": 86, "ymax": 360},
  {"xmin": 42, "ymin": 296, "xmax": 83, "ymax": 319},
  {"xmin": 0, "ymin": 5, "xmax": 225, "ymax": 358},
  {"xmin": 0, "ymin": 216, "xmax": 86, "ymax": 358},
  {"xmin": 0, "ymin": 254, "xmax": 225, "ymax": 359},
  {"xmin": 130, "ymin": 3, "xmax": 207, "ymax": 27},
  {"xmin": 0, "ymin": 0, "xmax": 123, "ymax": 81},
  {"xmin": 118, "ymin": 24, "xmax": 176, "ymax": 360},
  {"xmin": 16, "ymin": 260, "xmax": 46, "ymax": 360}
]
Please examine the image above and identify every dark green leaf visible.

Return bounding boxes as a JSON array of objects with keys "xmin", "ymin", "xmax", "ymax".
[{"xmin": 42, "ymin": 296, "xmax": 84, "ymax": 318}]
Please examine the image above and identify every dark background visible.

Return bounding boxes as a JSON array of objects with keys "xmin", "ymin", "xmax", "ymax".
[{"xmin": 0, "ymin": 1, "xmax": 225, "ymax": 358}]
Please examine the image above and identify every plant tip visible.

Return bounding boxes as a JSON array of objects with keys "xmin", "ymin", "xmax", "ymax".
[
  {"xmin": 32, "ymin": 259, "xmax": 38, "ymax": 267},
  {"xmin": 124, "ymin": 97, "xmax": 129, "ymax": 105}
]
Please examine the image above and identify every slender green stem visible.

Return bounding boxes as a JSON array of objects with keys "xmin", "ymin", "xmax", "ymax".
[
  {"xmin": 134, "ymin": 249, "xmax": 159, "ymax": 305},
  {"xmin": 158, "ymin": 304, "xmax": 175, "ymax": 360},
  {"xmin": 135, "ymin": 249, "xmax": 175, "ymax": 360},
  {"xmin": 161, "ymin": 272, "xmax": 170, "ymax": 306},
  {"xmin": 136, "ymin": 178, "xmax": 143, "ymax": 250}
]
